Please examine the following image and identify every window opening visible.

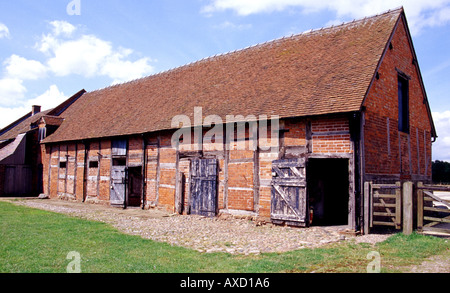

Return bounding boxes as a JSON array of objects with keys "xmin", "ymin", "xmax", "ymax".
[
  {"xmin": 89, "ymin": 161, "xmax": 99, "ymax": 168},
  {"xmin": 398, "ymin": 75, "xmax": 410, "ymax": 133}
]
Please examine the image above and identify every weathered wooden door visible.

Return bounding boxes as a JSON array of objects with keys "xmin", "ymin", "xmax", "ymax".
[
  {"xmin": 110, "ymin": 139, "xmax": 127, "ymax": 206},
  {"xmin": 111, "ymin": 164, "xmax": 127, "ymax": 206},
  {"xmin": 190, "ymin": 159, "xmax": 218, "ymax": 217},
  {"xmin": 4, "ymin": 165, "xmax": 32, "ymax": 196},
  {"xmin": 271, "ymin": 158, "xmax": 307, "ymax": 226}
]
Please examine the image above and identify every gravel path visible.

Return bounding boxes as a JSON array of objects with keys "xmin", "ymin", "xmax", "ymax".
[{"xmin": 10, "ymin": 199, "xmax": 391, "ymax": 255}]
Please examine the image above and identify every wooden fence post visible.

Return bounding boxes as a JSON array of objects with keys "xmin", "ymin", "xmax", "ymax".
[
  {"xmin": 364, "ymin": 182, "xmax": 370, "ymax": 235},
  {"xmin": 417, "ymin": 182, "xmax": 423, "ymax": 232},
  {"xmin": 395, "ymin": 182, "xmax": 401, "ymax": 230},
  {"xmin": 402, "ymin": 181, "xmax": 413, "ymax": 235}
]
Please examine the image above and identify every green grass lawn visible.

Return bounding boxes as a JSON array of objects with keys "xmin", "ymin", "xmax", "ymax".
[{"xmin": 0, "ymin": 201, "xmax": 448, "ymax": 273}]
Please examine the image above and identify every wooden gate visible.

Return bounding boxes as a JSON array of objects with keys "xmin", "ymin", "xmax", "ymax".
[
  {"xmin": 189, "ymin": 159, "xmax": 218, "ymax": 217},
  {"xmin": 271, "ymin": 158, "xmax": 307, "ymax": 227},
  {"xmin": 417, "ymin": 183, "xmax": 450, "ymax": 236},
  {"xmin": 364, "ymin": 182, "xmax": 402, "ymax": 233}
]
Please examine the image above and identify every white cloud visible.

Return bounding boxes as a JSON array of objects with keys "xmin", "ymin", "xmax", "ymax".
[
  {"xmin": 101, "ymin": 52, "xmax": 154, "ymax": 85},
  {"xmin": 27, "ymin": 84, "xmax": 67, "ymax": 110},
  {"xmin": 45, "ymin": 35, "xmax": 113, "ymax": 77},
  {"xmin": 0, "ymin": 107, "xmax": 28, "ymax": 129},
  {"xmin": 0, "ymin": 20, "xmax": 156, "ymax": 128},
  {"xmin": 37, "ymin": 20, "xmax": 155, "ymax": 84},
  {"xmin": 49, "ymin": 20, "xmax": 76, "ymax": 37},
  {"xmin": 433, "ymin": 111, "xmax": 450, "ymax": 162},
  {"xmin": 202, "ymin": 0, "xmax": 450, "ymax": 35},
  {"xmin": 4, "ymin": 55, "xmax": 48, "ymax": 80},
  {"xmin": 0, "ymin": 85, "xmax": 67, "ymax": 129},
  {"xmin": 0, "ymin": 78, "xmax": 27, "ymax": 107},
  {"xmin": 0, "ymin": 23, "xmax": 10, "ymax": 39}
]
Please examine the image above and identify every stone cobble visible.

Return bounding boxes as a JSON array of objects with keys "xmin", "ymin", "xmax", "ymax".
[{"xmin": 12, "ymin": 199, "xmax": 391, "ymax": 255}]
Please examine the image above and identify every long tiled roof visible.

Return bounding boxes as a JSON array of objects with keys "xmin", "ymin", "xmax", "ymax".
[{"xmin": 43, "ymin": 8, "xmax": 403, "ymax": 143}]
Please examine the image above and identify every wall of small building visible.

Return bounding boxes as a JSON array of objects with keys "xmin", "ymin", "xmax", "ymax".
[
  {"xmin": 0, "ymin": 129, "xmax": 42, "ymax": 197},
  {"xmin": 42, "ymin": 114, "xmax": 356, "ymax": 221},
  {"xmin": 363, "ymin": 17, "xmax": 433, "ymax": 183}
]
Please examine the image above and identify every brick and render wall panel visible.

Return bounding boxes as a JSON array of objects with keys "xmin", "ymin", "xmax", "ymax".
[
  {"xmin": 75, "ymin": 143, "xmax": 85, "ymax": 201},
  {"xmin": 227, "ymin": 135, "xmax": 255, "ymax": 211},
  {"xmin": 66, "ymin": 144, "xmax": 76, "ymax": 196},
  {"xmin": 158, "ymin": 133, "xmax": 177, "ymax": 211},
  {"xmin": 258, "ymin": 151, "xmax": 278, "ymax": 218},
  {"xmin": 128, "ymin": 136, "xmax": 143, "ymax": 166},
  {"xmin": 44, "ymin": 115, "xmax": 355, "ymax": 216},
  {"xmin": 145, "ymin": 140, "xmax": 159, "ymax": 205},
  {"xmin": 48, "ymin": 145, "xmax": 59, "ymax": 198},
  {"xmin": 57, "ymin": 145, "xmax": 66, "ymax": 197},
  {"xmin": 363, "ymin": 17, "xmax": 433, "ymax": 181},
  {"xmin": 86, "ymin": 141, "xmax": 99, "ymax": 200},
  {"xmin": 98, "ymin": 139, "xmax": 111, "ymax": 202}
]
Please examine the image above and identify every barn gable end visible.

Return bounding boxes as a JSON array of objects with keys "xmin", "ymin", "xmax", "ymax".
[{"xmin": 363, "ymin": 12, "xmax": 436, "ymax": 183}]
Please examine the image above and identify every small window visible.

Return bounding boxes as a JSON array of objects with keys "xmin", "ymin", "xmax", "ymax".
[
  {"xmin": 398, "ymin": 75, "xmax": 409, "ymax": 133},
  {"xmin": 89, "ymin": 161, "xmax": 99, "ymax": 168},
  {"xmin": 113, "ymin": 158, "xmax": 126, "ymax": 166},
  {"xmin": 59, "ymin": 161, "xmax": 67, "ymax": 169}
]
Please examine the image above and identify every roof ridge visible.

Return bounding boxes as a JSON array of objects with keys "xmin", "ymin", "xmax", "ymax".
[{"xmin": 87, "ymin": 7, "xmax": 403, "ymax": 95}]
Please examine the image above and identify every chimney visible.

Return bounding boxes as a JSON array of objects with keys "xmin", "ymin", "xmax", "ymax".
[{"xmin": 32, "ymin": 105, "xmax": 41, "ymax": 116}]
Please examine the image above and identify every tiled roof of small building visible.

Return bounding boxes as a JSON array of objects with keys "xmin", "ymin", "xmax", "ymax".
[{"xmin": 0, "ymin": 110, "xmax": 51, "ymax": 141}]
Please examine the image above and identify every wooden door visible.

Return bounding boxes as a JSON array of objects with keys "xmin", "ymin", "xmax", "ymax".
[
  {"xmin": 111, "ymin": 165, "xmax": 126, "ymax": 206},
  {"xmin": 190, "ymin": 159, "xmax": 218, "ymax": 217},
  {"xmin": 110, "ymin": 139, "xmax": 127, "ymax": 206},
  {"xmin": 271, "ymin": 158, "xmax": 307, "ymax": 226},
  {"xmin": 4, "ymin": 165, "xmax": 32, "ymax": 196}
]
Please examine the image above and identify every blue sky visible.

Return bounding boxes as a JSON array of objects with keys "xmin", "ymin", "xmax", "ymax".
[{"xmin": 0, "ymin": 0, "xmax": 449, "ymax": 161}]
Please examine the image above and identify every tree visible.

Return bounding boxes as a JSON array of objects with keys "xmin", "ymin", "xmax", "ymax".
[{"xmin": 432, "ymin": 161, "xmax": 450, "ymax": 184}]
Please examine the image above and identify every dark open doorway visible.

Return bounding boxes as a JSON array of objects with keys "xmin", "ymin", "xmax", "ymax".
[
  {"xmin": 128, "ymin": 166, "xmax": 143, "ymax": 207},
  {"xmin": 307, "ymin": 158, "xmax": 349, "ymax": 226}
]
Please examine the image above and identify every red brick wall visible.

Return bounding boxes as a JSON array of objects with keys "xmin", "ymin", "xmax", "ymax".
[
  {"xmin": 41, "ymin": 144, "xmax": 50, "ymax": 196},
  {"xmin": 311, "ymin": 116, "xmax": 352, "ymax": 154},
  {"xmin": 363, "ymin": 17, "xmax": 433, "ymax": 181}
]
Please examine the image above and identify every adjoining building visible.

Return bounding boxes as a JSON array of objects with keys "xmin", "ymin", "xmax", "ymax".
[{"xmin": 0, "ymin": 91, "xmax": 85, "ymax": 197}]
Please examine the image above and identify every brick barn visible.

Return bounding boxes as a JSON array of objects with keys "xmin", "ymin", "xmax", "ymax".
[{"xmin": 38, "ymin": 8, "xmax": 436, "ymax": 233}]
